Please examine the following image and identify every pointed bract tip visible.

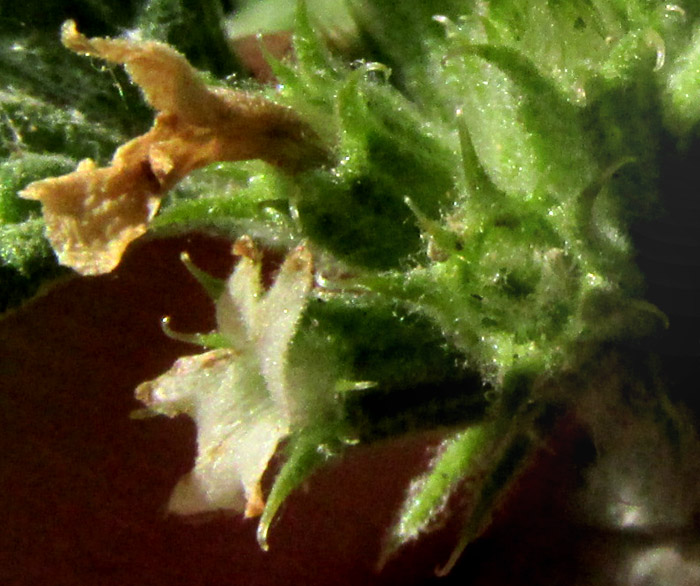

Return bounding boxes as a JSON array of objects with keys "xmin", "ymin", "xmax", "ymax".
[
  {"xmin": 244, "ymin": 483, "xmax": 266, "ymax": 518},
  {"xmin": 232, "ymin": 235, "xmax": 263, "ymax": 262},
  {"xmin": 286, "ymin": 242, "xmax": 313, "ymax": 274}
]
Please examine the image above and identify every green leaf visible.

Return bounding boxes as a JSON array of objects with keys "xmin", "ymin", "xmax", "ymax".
[
  {"xmin": 0, "ymin": 219, "xmax": 68, "ymax": 313},
  {"xmin": 0, "ymin": 29, "xmax": 149, "ymax": 152},
  {"xmin": 0, "ymin": 153, "xmax": 75, "ymax": 223},
  {"xmin": 136, "ymin": 0, "xmax": 243, "ymax": 77},
  {"xmin": 291, "ymin": 0, "xmax": 341, "ymax": 84},
  {"xmin": 0, "ymin": 154, "xmax": 78, "ymax": 312}
]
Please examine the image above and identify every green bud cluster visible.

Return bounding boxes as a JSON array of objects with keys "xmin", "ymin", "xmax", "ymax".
[{"xmin": 3, "ymin": 0, "xmax": 700, "ymax": 570}]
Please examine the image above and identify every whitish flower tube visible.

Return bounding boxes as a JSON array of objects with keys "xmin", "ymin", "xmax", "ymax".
[{"xmin": 136, "ymin": 236, "xmax": 313, "ymax": 518}]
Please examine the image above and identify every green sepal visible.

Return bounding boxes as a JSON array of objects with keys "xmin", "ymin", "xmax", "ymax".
[
  {"xmin": 305, "ymin": 292, "xmax": 470, "ymax": 391},
  {"xmin": 663, "ymin": 26, "xmax": 700, "ymax": 137},
  {"xmin": 152, "ymin": 162, "xmax": 299, "ymax": 247},
  {"xmin": 599, "ymin": 29, "xmax": 662, "ymax": 83},
  {"xmin": 257, "ymin": 424, "xmax": 345, "ymax": 550},
  {"xmin": 291, "ymin": 0, "xmax": 342, "ymax": 84},
  {"xmin": 341, "ymin": 379, "xmax": 488, "ymax": 445},
  {"xmin": 443, "ymin": 42, "xmax": 594, "ymax": 199},
  {"xmin": 294, "ymin": 74, "xmax": 456, "ymax": 269},
  {"xmin": 347, "ymin": 0, "xmax": 463, "ymax": 103},
  {"xmin": 381, "ymin": 425, "xmax": 493, "ymax": 563},
  {"xmin": 436, "ymin": 430, "xmax": 534, "ymax": 576},
  {"xmin": 160, "ymin": 316, "xmax": 231, "ymax": 349},
  {"xmin": 261, "ymin": 0, "xmax": 345, "ymax": 136},
  {"xmin": 179, "ymin": 252, "xmax": 226, "ymax": 300},
  {"xmin": 456, "ymin": 109, "xmax": 501, "ymax": 200}
]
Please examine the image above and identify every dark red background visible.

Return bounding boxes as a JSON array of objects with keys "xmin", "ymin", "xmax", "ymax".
[
  {"xmin": 0, "ymin": 235, "xmax": 456, "ymax": 585},
  {"xmin": 0, "ymin": 233, "xmax": 663, "ymax": 586}
]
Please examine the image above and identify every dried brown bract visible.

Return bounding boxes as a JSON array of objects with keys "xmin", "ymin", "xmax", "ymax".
[{"xmin": 21, "ymin": 21, "xmax": 327, "ymax": 275}]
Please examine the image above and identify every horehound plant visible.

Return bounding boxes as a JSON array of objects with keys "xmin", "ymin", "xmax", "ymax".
[{"xmin": 4, "ymin": 0, "xmax": 700, "ymax": 576}]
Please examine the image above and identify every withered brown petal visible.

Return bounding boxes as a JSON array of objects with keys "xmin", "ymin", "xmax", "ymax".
[{"xmin": 20, "ymin": 21, "xmax": 327, "ymax": 276}]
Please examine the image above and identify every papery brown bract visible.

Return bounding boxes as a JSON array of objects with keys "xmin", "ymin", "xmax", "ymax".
[{"xmin": 21, "ymin": 22, "xmax": 326, "ymax": 275}]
